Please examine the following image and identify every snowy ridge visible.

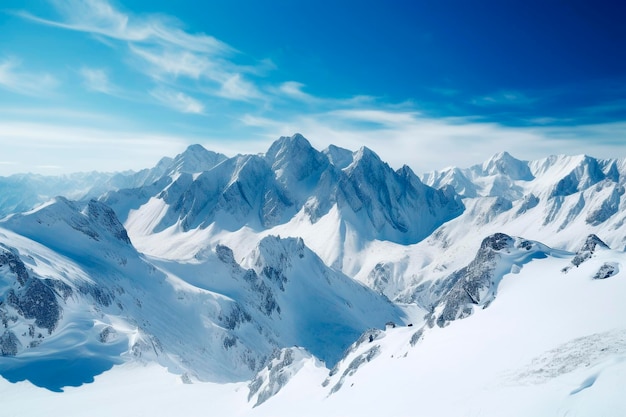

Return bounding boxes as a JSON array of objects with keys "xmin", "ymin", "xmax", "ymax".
[{"xmin": 103, "ymin": 134, "xmax": 464, "ymax": 257}]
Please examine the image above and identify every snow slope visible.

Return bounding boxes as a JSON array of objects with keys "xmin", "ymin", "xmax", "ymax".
[
  {"xmin": 1, "ymin": 233, "xmax": 624, "ymax": 416},
  {"xmin": 1, "ymin": 138, "xmax": 626, "ymax": 416},
  {"xmin": 0, "ymin": 196, "xmax": 404, "ymax": 390}
]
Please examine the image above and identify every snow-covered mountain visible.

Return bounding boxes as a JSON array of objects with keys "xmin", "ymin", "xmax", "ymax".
[
  {"xmin": 0, "ymin": 135, "xmax": 625, "ymax": 416},
  {"xmin": 422, "ymin": 152, "xmax": 626, "ymax": 249},
  {"xmin": 0, "ymin": 195, "xmax": 404, "ymax": 391},
  {"xmin": 102, "ymin": 135, "xmax": 462, "ymax": 246}
]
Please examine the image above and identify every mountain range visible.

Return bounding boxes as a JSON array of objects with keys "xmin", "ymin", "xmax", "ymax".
[{"xmin": 1, "ymin": 134, "xmax": 625, "ymax": 416}]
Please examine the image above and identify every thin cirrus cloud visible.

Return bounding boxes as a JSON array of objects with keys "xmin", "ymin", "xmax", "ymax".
[
  {"xmin": 17, "ymin": 0, "xmax": 231, "ymax": 53},
  {"xmin": 129, "ymin": 45, "xmax": 213, "ymax": 80},
  {"xmin": 150, "ymin": 88, "xmax": 205, "ymax": 114},
  {"xmin": 130, "ymin": 45, "xmax": 264, "ymax": 101},
  {"xmin": 241, "ymin": 108, "xmax": 626, "ymax": 172},
  {"xmin": 0, "ymin": 57, "xmax": 58, "ymax": 96},
  {"xmin": 18, "ymin": 0, "xmax": 262, "ymax": 109},
  {"xmin": 7, "ymin": 1, "xmax": 623, "ymax": 176},
  {"xmin": 0, "ymin": 119, "xmax": 188, "ymax": 175},
  {"xmin": 79, "ymin": 67, "xmax": 115, "ymax": 94},
  {"xmin": 276, "ymin": 81, "xmax": 320, "ymax": 104},
  {"xmin": 471, "ymin": 90, "xmax": 538, "ymax": 107}
]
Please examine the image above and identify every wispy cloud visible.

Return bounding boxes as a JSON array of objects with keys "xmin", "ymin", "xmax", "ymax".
[
  {"xmin": 129, "ymin": 45, "xmax": 213, "ymax": 80},
  {"xmin": 276, "ymin": 81, "xmax": 319, "ymax": 103},
  {"xmin": 150, "ymin": 88, "xmax": 204, "ymax": 114},
  {"xmin": 471, "ymin": 90, "xmax": 537, "ymax": 107},
  {"xmin": 18, "ymin": 0, "xmax": 231, "ymax": 54},
  {"xmin": 79, "ymin": 66, "xmax": 115, "ymax": 94},
  {"xmin": 218, "ymin": 74, "xmax": 263, "ymax": 101},
  {"xmin": 240, "ymin": 107, "xmax": 626, "ymax": 172},
  {"xmin": 0, "ymin": 57, "xmax": 58, "ymax": 96},
  {"xmin": 18, "ymin": 0, "xmax": 265, "ymax": 107},
  {"xmin": 0, "ymin": 119, "xmax": 188, "ymax": 175}
]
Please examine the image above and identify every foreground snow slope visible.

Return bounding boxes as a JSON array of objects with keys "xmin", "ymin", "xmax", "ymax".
[
  {"xmin": 0, "ymin": 197, "xmax": 404, "ymax": 389},
  {"xmin": 2, "ymin": 234, "xmax": 624, "ymax": 416}
]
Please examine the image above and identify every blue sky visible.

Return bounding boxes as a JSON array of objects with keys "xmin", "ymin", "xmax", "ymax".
[{"xmin": 0, "ymin": 0, "xmax": 624, "ymax": 175}]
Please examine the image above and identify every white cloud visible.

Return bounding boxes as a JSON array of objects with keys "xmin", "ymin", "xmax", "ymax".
[
  {"xmin": 218, "ymin": 74, "xmax": 262, "ymax": 101},
  {"xmin": 240, "ymin": 108, "xmax": 626, "ymax": 172},
  {"xmin": 19, "ymin": 0, "xmax": 231, "ymax": 54},
  {"xmin": 327, "ymin": 109, "xmax": 422, "ymax": 125},
  {"xmin": 129, "ymin": 45, "xmax": 212, "ymax": 80},
  {"xmin": 20, "ymin": 0, "xmax": 264, "ymax": 104},
  {"xmin": 0, "ymin": 57, "xmax": 58, "ymax": 96},
  {"xmin": 277, "ymin": 81, "xmax": 319, "ymax": 103},
  {"xmin": 471, "ymin": 90, "xmax": 537, "ymax": 107},
  {"xmin": 150, "ymin": 88, "xmax": 204, "ymax": 114},
  {"xmin": 79, "ymin": 67, "xmax": 114, "ymax": 94},
  {"xmin": 0, "ymin": 120, "xmax": 188, "ymax": 175}
]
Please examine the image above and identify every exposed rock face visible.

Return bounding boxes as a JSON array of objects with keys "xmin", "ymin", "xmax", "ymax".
[
  {"xmin": 586, "ymin": 186, "xmax": 622, "ymax": 226},
  {"xmin": 321, "ymin": 328, "xmax": 385, "ymax": 395},
  {"xmin": 432, "ymin": 233, "xmax": 514, "ymax": 327},
  {"xmin": 419, "ymin": 233, "xmax": 550, "ymax": 328},
  {"xmin": 0, "ymin": 331, "xmax": 19, "ymax": 356},
  {"xmin": 517, "ymin": 193, "xmax": 539, "ymax": 215},
  {"xmin": 248, "ymin": 347, "xmax": 319, "ymax": 407},
  {"xmin": 571, "ymin": 234, "xmax": 609, "ymax": 268},
  {"xmin": 328, "ymin": 345, "xmax": 380, "ymax": 395},
  {"xmin": 0, "ymin": 245, "xmax": 64, "ymax": 355},
  {"xmin": 593, "ymin": 262, "xmax": 619, "ymax": 280}
]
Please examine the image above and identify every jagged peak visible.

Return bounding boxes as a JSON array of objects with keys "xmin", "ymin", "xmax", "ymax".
[
  {"xmin": 397, "ymin": 165, "xmax": 425, "ymax": 186},
  {"xmin": 171, "ymin": 144, "xmax": 228, "ymax": 174},
  {"xmin": 354, "ymin": 145, "xmax": 380, "ymax": 160},
  {"xmin": 254, "ymin": 235, "xmax": 306, "ymax": 263},
  {"xmin": 265, "ymin": 133, "xmax": 314, "ymax": 160},
  {"xmin": 265, "ymin": 134, "xmax": 329, "ymax": 188},
  {"xmin": 397, "ymin": 164, "xmax": 415, "ymax": 176},
  {"xmin": 481, "ymin": 151, "xmax": 533, "ymax": 180},
  {"xmin": 347, "ymin": 146, "xmax": 385, "ymax": 173},
  {"xmin": 226, "ymin": 154, "xmax": 272, "ymax": 187},
  {"xmin": 184, "ymin": 143, "xmax": 209, "ymax": 153},
  {"xmin": 323, "ymin": 144, "xmax": 353, "ymax": 169}
]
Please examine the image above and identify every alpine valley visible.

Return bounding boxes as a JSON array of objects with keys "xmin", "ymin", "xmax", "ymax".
[{"xmin": 1, "ymin": 134, "xmax": 625, "ymax": 416}]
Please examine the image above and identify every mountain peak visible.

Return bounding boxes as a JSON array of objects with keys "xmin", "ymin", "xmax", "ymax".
[
  {"xmin": 185, "ymin": 143, "xmax": 209, "ymax": 153},
  {"xmin": 265, "ymin": 134, "xmax": 328, "ymax": 187},
  {"xmin": 266, "ymin": 133, "xmax": 313, "ymax": 160},
  {"xmin": 1, "ymin": 197, "xmax": 132, "ymax": 257},
  {"xmin": 171, "ymin": 144, "xmax": 227, "ymax": 174},
  {"xmin": 354, "ymin": 146, "xmax": 379, "ymax": 160},
  {"xmin": 348, "ymin": 146, "xmax": 384, "ymax": 171},
  {"xmin": 323, "ymin": 144, "xmax": 353, "ymax": 169},
  {"xmin": 482, "ymin": 151, "xmax": 533, "ymax": 180}
]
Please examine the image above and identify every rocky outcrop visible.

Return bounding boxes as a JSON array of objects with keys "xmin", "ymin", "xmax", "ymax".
[
  {"xmin": 0, "ymin": 245, "xmax": 65, "ymax": 355},
  {"xmin": 571, "ymin": 234, "xmax": 609, "ymax": 268}
]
